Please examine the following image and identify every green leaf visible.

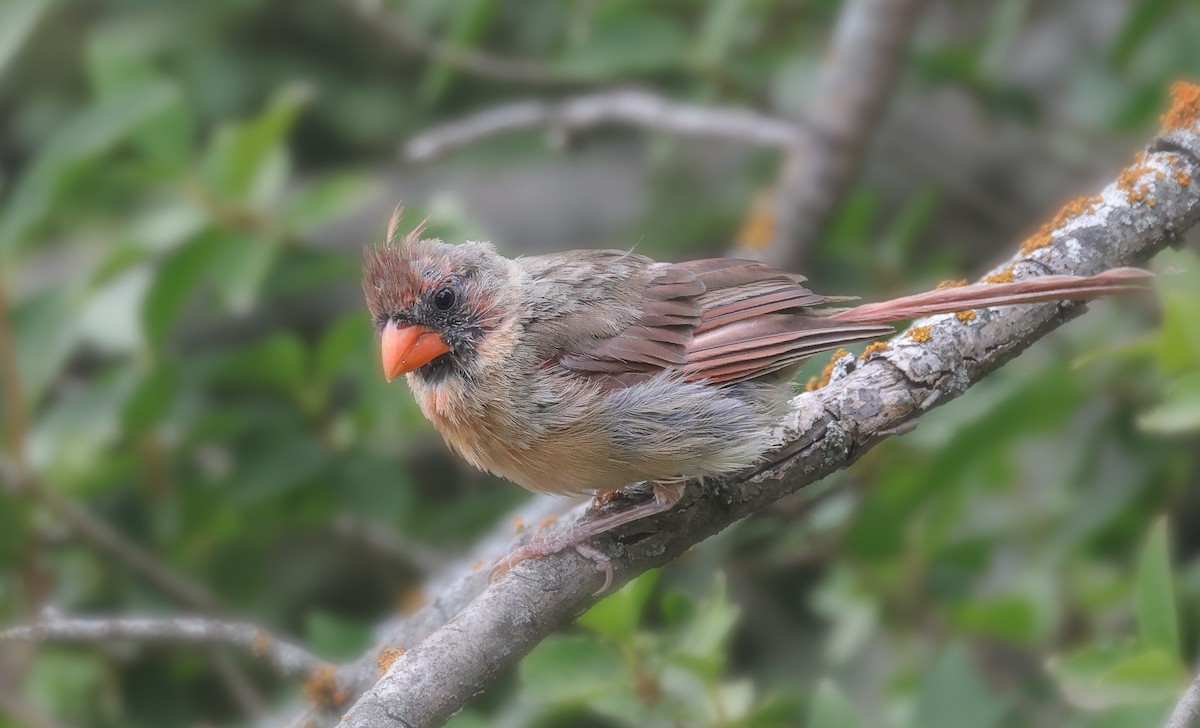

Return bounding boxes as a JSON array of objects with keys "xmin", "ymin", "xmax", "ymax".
[
  {"xmin": 1135, "ymin": 517, "xmax": 1180, "ymax": 656},
  {"xmin": 914, "ymin": 644, "xmax": 1008, "ymax": 728},
  {"xmin": 206, "ymin": 233, "xmax": 280, "ymax": 315},
  {"xmin": 1100, "ymin": 649, "xmax": 1186, "ymax": 700},
  {"xmin": 807, "ymin": 680, "xmax": 864, "ymax": 728},
  {"xmin": 1049, "ymin": 642, "xmax": 1185, "ymax": 711},
  {"xmin": 949, "ymin": 595, "xmax": 1040, "ymax": 645},
  {"xmin": 285, "ymin": 173, "xmax": 371, "ymax": 232},
  {"xmin": 1049, "ymin": 643, "xmax": 1141, "ymax": 710},
  {"xmin": 578, "ymin": 569, "xmax": 660, "ymax": 642},
  {"xmin": 28, "ymin": 369, "xmax": 138, "ymax": 477},
  {"xmin": 122, "ymin": 365, "xmax": 178, "ymax": 434},
  {"xmin": 672, "ymin": 572, "xmax": 741, "ymax": 678},
  {"xmin": 200, "ymin": 83, "xmax": 312, "ymax": 202},
  {"xmin": 12, "ymin": 288, "xmax": 77, "ymax": 407},
  {"xmin": 141, "ymin": 234, "xmax": 220, "ymax": 351},
  {"xmin": 0, "ymin": 81, "xmax": 179, "ymax": 255},
  {"xmin": 1138, "ymin": 373, "xmax": 1200, "ymax": 435},
  {"xmin": 77, "ymin": 264, "xmax": 153, "ymax": 356},
  {"xmin": 519, "ymin": 635, "xmax": 628, "ymax": 706},
  {"xmin": 0, "ymin": 0, "xmax": 52, "ymax": 82},
  {"xmin": 1155, "ymin": 292, "xmax": 1200, "ymax": 375}
]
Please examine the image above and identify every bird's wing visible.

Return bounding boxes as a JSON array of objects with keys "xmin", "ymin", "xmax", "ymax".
[{"xmin": 552, "ymin": 257, "xmax": 893, "ymax": 387}]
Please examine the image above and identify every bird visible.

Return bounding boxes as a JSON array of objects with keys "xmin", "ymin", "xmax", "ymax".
[{"xmin": 362, "ymin": 211, "xmax": 1150, "ymax": 590}]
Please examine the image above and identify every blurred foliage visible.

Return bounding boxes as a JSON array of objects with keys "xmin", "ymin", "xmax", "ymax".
[{"xmin": 0, "ymin": 0, "xmax": 1199, "ymax": 727}]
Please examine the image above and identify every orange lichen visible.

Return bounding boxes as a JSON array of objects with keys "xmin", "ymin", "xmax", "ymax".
[
  {"xmin": 1017, "ymin": 194, "xmax": 1100, "ymax": 255},
  {"xmin": 936, "ymin": 279, "xmax": 968, "ymax": 290},
  {"xmin": 1059, "ymin": 195, "xmax": 1101, "ymax": 221},
  {"xmin": 538, "ymin": 515, "xmax": 559, "ymax": 529},
  {"xmin": 512, "ymin": 516, "xmax": 526, "ymax": 532},
  {"xmin": 983, "ymin": 267, "xmax": 1015, "ymax": 284},
  {"xmin": 472, "ymin": 560, "xmax": 484, "ymax": 571},
  {"xmin": 806, "ymin": 348, "xmax": 851, "ymax": 391},
  {"xmin": 1161, "ymin": 81, "xmax": 1200, "ymax": 133},
  {"xmin": 1175, "ymin": 169, "xmax": 1192, "ymax": 187},
  {"xmin": 303, "ymin": 666, "xmax": 348, "ymax": 709},
  {"xmin": 1117, "ymin": 159, "xmax": 1155, "ymax": 205},
  {"xmin": 908, "ymin": 326, "xmax": 932, "ymax": 343},
  {"xmin": 860, "ymin": 341, "xmax": 889, "ymax": 359},
  {"xmin": 956, "ymin": 309, "xmax": 977, "ymax": 322},
  {"xmin": 1019, "ymin": 225, "xmax": 1054, "ymax": 255},
  {"xmin": 377, "ymin": 646, "xmax": 407, "ymax": 674}
]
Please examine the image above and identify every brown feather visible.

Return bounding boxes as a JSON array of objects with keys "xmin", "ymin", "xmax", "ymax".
[
  {"xmin": 835, "ymin": 268, "xmax": 1152, "ymax": 324},
  {"xmin": 553, "ymin": 259, "xmax": 1150, "ymax": 390}
]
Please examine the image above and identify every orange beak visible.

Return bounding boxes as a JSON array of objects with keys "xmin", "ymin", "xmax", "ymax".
[{"xmin": 381, "ymin": 321, "xmax": 451, "ymax": 382}]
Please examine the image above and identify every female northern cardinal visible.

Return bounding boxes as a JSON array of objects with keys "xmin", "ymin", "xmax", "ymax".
[{"xmin": 363, "ymin": 215, "xmax": 1148, "ymax": 588}]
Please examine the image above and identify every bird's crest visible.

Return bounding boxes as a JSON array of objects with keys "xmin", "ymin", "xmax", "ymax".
[{"xmin": 364, "ymin": 205, "xmax": 435, "ymax": 318}]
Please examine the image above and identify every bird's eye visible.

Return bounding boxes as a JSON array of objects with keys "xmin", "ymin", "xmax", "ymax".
[{"xmin": 433, "ymin": 287, "xmax": 456, "ymax": 311}]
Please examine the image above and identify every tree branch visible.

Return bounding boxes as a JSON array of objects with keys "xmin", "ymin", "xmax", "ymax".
[
  {"xmin": 755, "ymin": 0, "xmax": 928, "ymax": 267},
  {"xmin": 0, "ymin": 615, "xmax": 330, "ymax": 681},
  {"xmin": 404, "ymin": 88, "xmax": 801, "ymax": 161},
  {"xmin": 336, "ymin": 0, "xmax": 566, "ymax": 86},
  {"xmin": 323, "ymin": 85, "xmax": 1200, "ymax": 728},
  {"xmin": 1166, "ymin": 673, "xmax": 1200, "ymax": 728}
]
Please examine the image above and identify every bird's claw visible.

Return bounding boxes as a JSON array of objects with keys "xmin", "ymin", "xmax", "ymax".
[{"xmin": 489, "ymin": 532, "xmax": 614, "ymax": 595}]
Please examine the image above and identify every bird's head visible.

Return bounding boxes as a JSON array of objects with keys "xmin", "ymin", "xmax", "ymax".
[{"xmin": 362, "ymin": 213, "xmax": 518, "ymax": 386}]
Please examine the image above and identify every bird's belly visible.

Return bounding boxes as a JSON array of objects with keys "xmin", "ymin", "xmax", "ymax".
[
  {"xmin": 427, "ymin": 409, "xmax": 624, "ymax": 495},
  {"xmin": 414, "ymin": 375, "xmax": 788, "ymax": 497}
]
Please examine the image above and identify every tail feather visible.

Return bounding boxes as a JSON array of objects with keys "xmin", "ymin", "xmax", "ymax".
[{"xmin": 832, "ymin": 267, "xmax": 1152, "ymax": 325}]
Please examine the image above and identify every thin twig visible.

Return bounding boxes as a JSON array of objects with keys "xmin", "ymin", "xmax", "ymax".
[
  {"xmin": 336, "ymin": 0, "xmax": 566, "ymax": 85},
  {"xmin": 404, "ymin": 88, "xmax": 801, "ymax": 161},
  {"xmin": 1, "ymin": 615, "xmax": 331, "ymax": 681},
  {"xmin": 1166, "ymin": 674, "xmax": 1200, "ymax": 728},
  {"xmin": 320, "ymin": 87, "xmax": 1200, "ymax": 728},
  {"xmin": 757, "ymin": 0, "xmax": 929, "ymax": 268},
  {"xmin": 0, "ymin": 455, "xmax": 221, "ymax": 612}
]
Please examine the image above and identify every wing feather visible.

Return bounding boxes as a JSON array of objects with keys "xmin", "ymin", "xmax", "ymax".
[{"xmin": 551, "ymin": 257, "xmax": 887, "ymax": 387}]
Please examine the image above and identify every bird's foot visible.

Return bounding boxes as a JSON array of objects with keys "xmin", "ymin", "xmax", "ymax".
[{"xmin": 491, "ymin": 481, "xmax": 686, "ymax": 596}]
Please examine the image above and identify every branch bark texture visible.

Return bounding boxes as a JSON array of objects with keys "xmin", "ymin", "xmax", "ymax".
[
  {"xmin": 0, "ymin": 615, "xmax": 329, "ymax": 680},
  {"xmin": 1165, "ymin": 673, "xmax": 1200, "ymax": 728},
  {"xmin": 325, "ymin": 89, "xmax": 1200, "ymax": 728}
]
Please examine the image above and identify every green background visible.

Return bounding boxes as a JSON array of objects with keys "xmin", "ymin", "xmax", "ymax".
[{"xmin": 1, "ymin": 0, "xmax": 1199, "ymax": 726}]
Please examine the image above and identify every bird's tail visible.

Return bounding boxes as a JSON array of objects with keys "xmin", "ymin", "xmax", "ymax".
[{"xmin": 832, "ymin": 267, "xmax": 1153, "ymax": 325}]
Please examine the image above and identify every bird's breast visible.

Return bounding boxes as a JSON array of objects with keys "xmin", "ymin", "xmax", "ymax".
[{"xmin": 406, "ymin": 371, "xmax": 638, "ymax": 496}]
